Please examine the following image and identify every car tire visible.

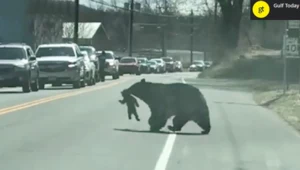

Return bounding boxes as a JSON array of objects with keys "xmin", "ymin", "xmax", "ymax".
[
  {"xmin": 87, "ymin": 76, "xmax": 93, "ymax": 86},
  {"xmin": 31, "ymin": 79, "xmax": 39, "ymax": 92},
  {"xmin": 22, "ymin": 79, "xmax": 31, "ymax": 93},
  {"xmin": 73, "ymin": 80, "xmax": 81, "ymax": 89},
  {"xmin": 39, "ymin": 82, "xmax": 45, "ymax": 89},
  {"xmin": 112, "ymin": 73, "xmax": 119, "ymax": 79},
  {"xmin": 92, "ymin": 78, "xmax": 96, "ymax": 85},
  {"xmin": 80, "ymin": 80, "xmax": 86, "ymax": 87}
]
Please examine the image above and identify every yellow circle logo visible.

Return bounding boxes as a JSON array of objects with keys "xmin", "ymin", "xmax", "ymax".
[{"xmin": 252, "ymin": 1, "xmax": 270, "ymax": 19}]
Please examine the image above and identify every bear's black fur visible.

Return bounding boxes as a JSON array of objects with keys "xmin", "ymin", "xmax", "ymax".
[{"xmin": 124, "ymin": 78, "xmax": 211, "ymax": 134}]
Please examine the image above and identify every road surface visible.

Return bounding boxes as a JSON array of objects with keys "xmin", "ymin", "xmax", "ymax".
[{"xmin": 0, "ymin": 72, "xmax": 300, "ymax": 170}]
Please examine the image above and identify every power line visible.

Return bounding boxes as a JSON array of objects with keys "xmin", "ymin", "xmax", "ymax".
[{"xmin": 89, "ymin": 0, "xmax": 182, "ymax": 18}]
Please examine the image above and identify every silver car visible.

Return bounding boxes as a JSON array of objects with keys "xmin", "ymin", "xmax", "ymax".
[
  {"xmin": 150, "ymin": 58, "xmax": 166, "ymax": 73},
  {"xmin": 81, "ymin": 51, "xmax": 96, "ymax": 86},
  {"xmin": 35, "ymin": 43, "xmax": 86, "ymax": 89}
]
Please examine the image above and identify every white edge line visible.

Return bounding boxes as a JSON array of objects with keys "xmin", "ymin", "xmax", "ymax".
[{"xmin": 154, "ymin": 134, "xmax": 177, "ymax": 170}]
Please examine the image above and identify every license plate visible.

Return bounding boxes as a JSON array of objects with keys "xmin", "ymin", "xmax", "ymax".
[{"xmin": 49, "ymin": 77, "xmax": 56, "ymax": 81}]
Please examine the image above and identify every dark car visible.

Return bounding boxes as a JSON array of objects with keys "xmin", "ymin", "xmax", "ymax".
[
  {"xmin": 0, "ymin": 43, "xmax": 39, "ymax": 93},
  {"xmin": 119, "ymin": 57, "xmax": 141, "ymax": 75},
  {"xmin": 137, "ymin": 58, "xmax": 150, "ymax": 73},
  {"xmin": 162, "ymin": 57, "xmax": 175, "ymax": 72}
]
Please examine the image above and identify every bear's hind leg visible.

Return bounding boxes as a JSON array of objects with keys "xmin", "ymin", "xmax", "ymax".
[
  {"xmin": 168, "ymin": 115, "xmax": 189, "ymax": 132},
  {"xmin": 194, "ymin": 114, "xmax": 211, "ymax": 134}
]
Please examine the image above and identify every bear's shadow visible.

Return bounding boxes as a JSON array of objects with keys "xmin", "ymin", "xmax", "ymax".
[{"xmin": 113, "ymin": 128, "xmax": 206, "ymax": 136}]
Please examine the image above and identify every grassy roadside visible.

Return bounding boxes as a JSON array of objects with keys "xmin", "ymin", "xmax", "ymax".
[
  {"xmin": 197, "ymin": 48, "xmax": 300, "ymax": 132},
  {"xmin": 253, "ymin": 88, "xmax": 300, "ymax": 131}
]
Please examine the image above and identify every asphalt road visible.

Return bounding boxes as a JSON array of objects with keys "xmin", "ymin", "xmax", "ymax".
[{"xmin": 0, "ymin": 72, "xmax": 300, "ymax": 170}]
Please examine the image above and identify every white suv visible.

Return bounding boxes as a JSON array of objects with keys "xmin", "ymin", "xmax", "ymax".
[{"xmin": 35, "ymin": 43, "xmax": 86, "ymax": 89}]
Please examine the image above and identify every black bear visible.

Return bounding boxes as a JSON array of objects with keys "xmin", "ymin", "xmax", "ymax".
[
  {"xmin": 119, "ymin": 90, "xmax": 140, "ymax": 121},
  {"xmin": 124, "ymin": 78, "xmax": 211, "ymax": 134}
]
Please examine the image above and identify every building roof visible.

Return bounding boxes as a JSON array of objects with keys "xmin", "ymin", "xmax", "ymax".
[
  {"xmin": 62, "ymin": 22, "xmax": 102, "ymax": 39},
  {"xmin": 37, "ymin": 43, "xmax": 77, "ymax": 48}
]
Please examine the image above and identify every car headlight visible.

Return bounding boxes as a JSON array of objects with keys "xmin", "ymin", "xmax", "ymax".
[
  {"xmin": 68, "ymin": 62, "xmax": 77, "ymax": 68},
  {"xmin": 14, "ymin": 64, "xmax": 29, "ymax": 71},
  {"xmin": 68, "ymin": 64, "xmax": 76, "ymax": 68}
]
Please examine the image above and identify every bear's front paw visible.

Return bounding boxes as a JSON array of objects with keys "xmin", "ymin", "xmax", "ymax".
[
  {"xmin": 150, "ymin": 126, "xmax": 160, "ymax": 132},
  {"xmin": 167, "ymin": 125, "xmax": 176, "ymax": 132},
  {"xmin": 168, "ymin": 125, "xmax": 182, "ymax": 132},
  {"xmin": 201, "ymin": 130, "xmax": 210, "ymax": 135}
]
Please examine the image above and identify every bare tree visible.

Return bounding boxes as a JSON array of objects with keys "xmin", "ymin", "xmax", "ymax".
[
  {"xmin": 217, "ymin": 0, "xmax": 244, "ymax": 49},
  {"xmin": 63, "ymin": 23, "xmax": 90, "ymax": 40},
  {"xmin": 110, "ymin": 0, "xmax": 117, "ymax": 6}
]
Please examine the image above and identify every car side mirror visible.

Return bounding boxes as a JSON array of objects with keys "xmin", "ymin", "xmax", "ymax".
[{"xmin": 29, "ymin": 56, "xmax": 36, "ymax": 61}]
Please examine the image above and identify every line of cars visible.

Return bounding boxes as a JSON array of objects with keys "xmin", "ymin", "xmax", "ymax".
[
  {"xmin": 0, "ymin": 42, "xmax": 121, "ymax": 93},
  {"xmin": 118, "ymin": 56, "xmax": 183, "ymax": 75}
]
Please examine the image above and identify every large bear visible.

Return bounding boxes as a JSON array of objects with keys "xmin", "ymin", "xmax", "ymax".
[{"xmin": 123, "ymin": 78, "xmax": 211, "ymax": 134}]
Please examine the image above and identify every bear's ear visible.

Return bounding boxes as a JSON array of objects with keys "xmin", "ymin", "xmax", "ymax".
[{"xmin": 140, "ymin": 78, "xmax": 146, "ymax": 83}]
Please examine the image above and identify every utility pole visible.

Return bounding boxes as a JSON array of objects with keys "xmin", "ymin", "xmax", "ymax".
[
  {"xmin": 74, "ymin": 0, "xmax": 79, "ymax": 43},
  {"xmin": 128, "ymin": 0, "xmax": 134, "ymax": 57},
  {"xmin": 162, "ymin": 0, "xmax": 167, "ymax": 57},
  {"xmin": 190, "ymin": 10, "xmax": 194, "ymax": 65},
  {"xmin": 210, "ymin": 0, "xmax": 218, "ymax": 62},
  {"xmin": 214, "ymin": 0, "xmax": 217, "ymax": 24}
]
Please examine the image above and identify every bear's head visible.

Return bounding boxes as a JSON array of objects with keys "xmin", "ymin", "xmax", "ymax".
[
  {"xmin": 120, "ymin": 89, "xmax": 131, "ymax": 99},
  {"xmin": 126, "ymin": 78, "xmax": 151, "ymax": 103}
]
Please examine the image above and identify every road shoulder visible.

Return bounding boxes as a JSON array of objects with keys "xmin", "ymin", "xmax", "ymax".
[{"xmin": 185, "ymin": 77, "xmax": 300, "ymax": 134}]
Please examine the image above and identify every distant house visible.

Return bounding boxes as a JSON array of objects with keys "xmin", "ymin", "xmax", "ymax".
[{"xmin": 62, "ymin": 22, "xmax": 110, "ymax": 50}]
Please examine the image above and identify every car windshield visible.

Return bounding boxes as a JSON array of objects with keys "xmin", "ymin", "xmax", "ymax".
[
  {"xmin": 138, "ymin": 59, "xmax": 146, "ymax": 63},
  {"xmin": 120, "ymin": 58, "xmax": 136, "ymax": 63},
  {"xmin": 98, "ymin": 52, "xmax": 113, "ymax": 59},
  {"xmin": 193, "ymin": 61, "xmax": 204, "ymax": 65},
  {"xmin": 36, "ymin": 47, "xmax": 75, "ymax": 57},
  {"xmin": 162, "ymin": 58, "xmax": 172, "ymax": 62},
  {"xmin": 0, "ymin": 47, "xmax": 26, "ymax": 60},
  {"xmin": 154, "ymin": 60, "xmax": 162, "ymax": 63},
  {"xmin": 80, "ymin": 47, "xmax": 94, "ymax": 56},
  {"xmin": 149, "ymin": 61, "xmax": 156, "ymax": 65}
]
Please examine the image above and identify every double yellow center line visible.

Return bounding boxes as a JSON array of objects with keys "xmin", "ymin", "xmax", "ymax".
[{"xmin": 0, "ymin": 78, "xmax": 130, "ymax": 116}]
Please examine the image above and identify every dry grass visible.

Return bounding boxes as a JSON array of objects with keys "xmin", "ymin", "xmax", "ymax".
[{"xmin": 254, "ymin": 90, "xmax": 300, "ymax": 131}]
